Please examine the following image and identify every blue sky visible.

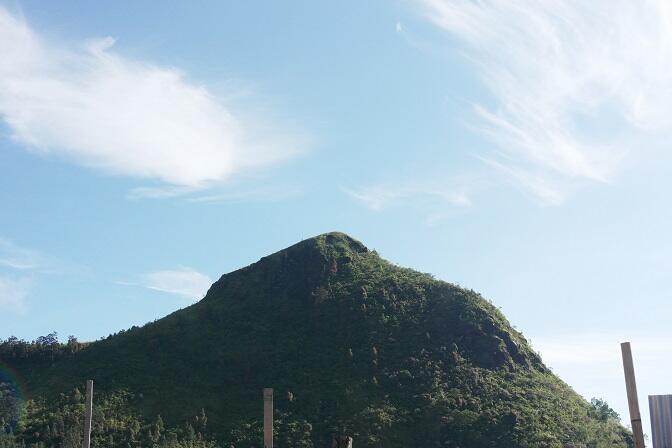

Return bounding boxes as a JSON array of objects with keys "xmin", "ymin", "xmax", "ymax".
[{"xmin": 1, "ymin": 0, "xmax": 671, "ymax": 434}]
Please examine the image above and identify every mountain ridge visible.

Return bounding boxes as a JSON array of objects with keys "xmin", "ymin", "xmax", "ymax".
[{"xmin": 2, "ymin": 232, "xmax": 632, "ymax": 447}]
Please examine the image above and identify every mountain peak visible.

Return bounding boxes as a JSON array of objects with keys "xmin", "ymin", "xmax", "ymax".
[
  {"xmin": 7, "ymin": 232, "xmax": 633, "ymax": 447},
  {"xmin": 205, "ymin": 232, "xmax": 370, "ymax": 302},
  {"xmin": 295, "ymin": 231, "xmax": 369, "ymax": 256}
]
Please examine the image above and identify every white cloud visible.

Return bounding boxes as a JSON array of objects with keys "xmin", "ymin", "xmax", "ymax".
[
  {"xmin": 0, "ymin": 238, "xmax": 85, "ymax": 313},
  {"xmin": 420, "ymin": 0, "xmax": 672, "ymax": 203},
  {"xmin": 0, "ymin": 7, "xmax": 303, "ymax": 189},
  {"xmin": 187, "ymin": 185, "xmax": 303, "ymax": 204},
  {"xmin": 346, "ymin": 179, "xmax": 472, "ymax": 211},
  {"xmin": 127, "ymin": 183, "xmax": 303, "ymax": 203},
  {"xmin": 0, "ymin": 238, "xmax": 42, "ymax": 270},
  {"xmin": 0, "ymin": 276, "xmax": 31, "ymax": 312},
  {"xmin": 0, "ymin": 237, "xmax": 78, "ymax": 273},
  {"xmin": 139, "ymin": 268, "xmax": 212, "ymax": 300},
  {"xmin": 346, "ymin": 177, "xmax": 480, "ymax": 222},
  {"xmin": 126, "ymin": 186, "xmax": 199, "ymax": 200}
]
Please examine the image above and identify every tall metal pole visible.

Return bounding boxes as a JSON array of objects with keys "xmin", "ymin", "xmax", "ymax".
[
  {"xmin": 621, "ymin": 342, "xmax": 645, "ymax": 448},
  {"xmin": 82, "ymin": 380, "xmax": 94, "ymax": 448},
  {"xmin": 263, "ymin": 388, "xmax": 273, "ymax": 448}
]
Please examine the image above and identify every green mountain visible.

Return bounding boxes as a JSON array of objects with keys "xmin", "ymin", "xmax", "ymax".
[{"xmin": 1, "ymin": 232, "xmax": 631, "ymax": 447}]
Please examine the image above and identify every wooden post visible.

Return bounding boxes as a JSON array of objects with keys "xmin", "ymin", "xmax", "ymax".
[
  {"xmin": 621, "ymin": 342, "xmax": 645, "ymax": 448},
  {"xmin": 263, "ymin": 388, "xmax": 273, "ymax": 448},
  {"xmin": 82, "ymin": 380, "xmax": 93, "ymax": 448}
]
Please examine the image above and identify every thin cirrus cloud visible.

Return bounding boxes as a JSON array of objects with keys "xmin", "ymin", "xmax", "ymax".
[
  {"xmin": 138, "ymin": 268, "xmax": 213, "ymax": 301},
  {"xmin": 0, "ymin": 7, "xmax": 304, "ymax": 191},
  {"xmin": 345, "ymin": 177, "xmax": 479, "ymax": 225},
  {"xmin": 419, "ymin": 0, "xmax": 672, "ymax": 204},
  {"xmin": 127, "ymin": 183, "xmax": 304, "ymax": 203},
  {"xmin": 0, "ymin": 237, "xmax": 84, "ymax": 275},
  {"xmin": 0, "ymin": 238, "xmax": 42, "ymax": 270},
  {"xmin": 345, "ymin": 179, "xmax": 472, "ymax": 211},
  {"xmin": 0, "ymin": 237, "xmax": 56, "ymax": 272},
  {"xmin": 0, "ymin": 275, "xmax": 31, "ymax": 313},
  {"xmin": 0, "ymin": 237, "xmax": 85, "ymax": 312}
]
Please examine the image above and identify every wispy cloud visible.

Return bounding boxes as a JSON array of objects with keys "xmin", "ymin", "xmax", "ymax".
[
  {"xmin": 188, "ymin": 185, "xmax": 303, "ymax": 204},
  {"xmin": 419, "ymin": 0, "xmax": 672, "ymax": 203},
  {"xmin": 0, "ymin": 7, "xmax": 304, "ymax": 190},
  {"xmin": 0, "ymin": 275, "xmax": 31, "ymax": 313},
  {"xmin": 135, "ymin": 268, "xmax": 213, "ymax": 301},
  {"xmin": 126, "ymin": 186, "xmax": 199, "ymax": 200},
  {"xmin": 346, "ymin": 180, "xmax": 472, "ymax": 211},
  {"xmin": 0, "ymin": 237, "xmax": 86, "ymax": 313},
  {"xmin": 128, "ymin": 183, "xmax": 303, "ymax": 203},
  {"xmin": 345, "ymin": 176, "xmax": 480, "ymax": 223},
  {"xmin": 0, "ymin": 238, "xmax": 42, "ymax": 270},
  {"xmin": 0, "ymin": 237, "xmax": 79, "ymax": 274}
]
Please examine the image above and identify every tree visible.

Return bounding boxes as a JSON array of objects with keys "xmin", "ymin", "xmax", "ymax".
[
  {"xmin": 589, "ymin": 398, "xmax": 620, "ymax": 422},
  {"xmin": 35, "ymin": 332, "xmax": 58, "ymax": 346}
]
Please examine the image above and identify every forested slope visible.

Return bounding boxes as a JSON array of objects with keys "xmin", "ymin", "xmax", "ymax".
[{"xmin": 1, "ymin": 233, "xmax": 632, "ymax": 447}]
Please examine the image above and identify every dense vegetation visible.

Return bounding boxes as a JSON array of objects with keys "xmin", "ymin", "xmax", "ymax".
[
  {"xmin": 1, "ymin": 232, "xmax": 632, "ymax": 447},
  {"xmin": 0, "ymin": 381, "xmax": 217, "ymax": 448}
]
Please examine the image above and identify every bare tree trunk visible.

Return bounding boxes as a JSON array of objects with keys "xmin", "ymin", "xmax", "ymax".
[{"xmin": 330, "ymin": 435, "xmax": 353, "ymax": 448}]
